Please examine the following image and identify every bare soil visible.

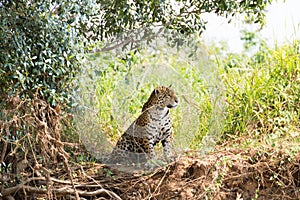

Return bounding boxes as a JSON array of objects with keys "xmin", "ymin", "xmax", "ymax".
[
  {"xmin": 0, "ymin": 146, "xmax": 300, "ymax": 200},
  {"xmin": 89, "ymin": 148, "xmax": 300, "ymax": 200},
  {"xmin": 4, "ymin": 148, "xmax": 298, "ymax": 200}
]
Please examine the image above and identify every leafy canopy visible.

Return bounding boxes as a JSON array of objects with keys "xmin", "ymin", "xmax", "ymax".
[{"xmin": 0, "ymin": 0, "xmax": 272, "ymax": 105}]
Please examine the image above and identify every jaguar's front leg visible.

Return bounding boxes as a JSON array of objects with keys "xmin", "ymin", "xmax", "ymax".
[
  {"xmin": 148, "ymin": 139, "xmax": 156, "ymax": 159},
  {"xmin": 145, "ymin": 139, "xmax": 166, "ymax": 170},
  {"xmin": 162, "ymin": 134, "xmax": 173, "ymax": 162}
]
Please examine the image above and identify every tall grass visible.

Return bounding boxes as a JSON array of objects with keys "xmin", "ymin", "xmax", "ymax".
[
  {"xmin": 74, "ymin": 36, "xmax": 300, "ymax": 158},
  {"xmin": 221, "ymin": 39, "xmax": 300, "ymax": 150},
  {"xmin": 75, "ymin": 40, "xmax": 225, "ymax": 158}
]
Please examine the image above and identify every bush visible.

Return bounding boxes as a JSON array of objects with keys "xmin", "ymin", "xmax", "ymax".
[{"xmin": 0, "ymin": 1, "xmax": 83, "ymax": 106}]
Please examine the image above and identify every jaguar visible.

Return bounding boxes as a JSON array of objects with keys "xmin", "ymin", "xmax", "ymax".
[{"xmin": 108, "ymin": 85, "xmax": 179, "ymax": 164}]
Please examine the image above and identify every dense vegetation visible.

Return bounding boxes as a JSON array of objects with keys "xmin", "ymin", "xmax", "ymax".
[
  {"xmin": 223, "ymin": 40, "xmax": 300, "ymax": 150},
  {"xmin": 3, "ymin": 0, "xmax": 300, "ymax": 199},
  {"xmin": 77, "ymin": 33, "xmax": 300, "ymax": 158},
  {"xmin": 0, "ymin": 0, "xmax": 273, "ymax": 161}
]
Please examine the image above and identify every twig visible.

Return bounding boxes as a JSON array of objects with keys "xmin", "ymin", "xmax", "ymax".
[
  {"xmin": 1, "ymin": 177, "xmax": 46, "ymax": 197},
  {"xmin": 153, "ymin": 166, "xmax": 170, "ymax": 194},
  {"xmin": 146, "ymin": 166, "xmax": 171, "ymax": 199},
  {"xmin": 0, "ymin": 140, "xmax": 7, "ymax": 163},
  {"xmin": 93, "ymin": 25, "xmax": 165, "ymax": 53},
  {"xmin": 62, "ymin": 156, "xmax": 80, "ymax": 200},
  {"xmin": 78, "ymin": 164, "xmax": 123, "ymax": 200},
  {"xmin": 181, "ymin": 94, "xmax": 201, "ymax": 110}
]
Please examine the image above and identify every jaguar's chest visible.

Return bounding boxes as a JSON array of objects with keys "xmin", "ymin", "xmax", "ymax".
[
  {"xmin": 146, "ymin": 110, "xmax": 172, "ymax": 139},
  {"xmin": 126, "ymin": 106, "xmax": 172, "ymax": 139}
]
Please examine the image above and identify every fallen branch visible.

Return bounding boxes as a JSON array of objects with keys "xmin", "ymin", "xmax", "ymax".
[{"xmin": 2, "ymin": 181, "xmax": 122, "ymax": 200}]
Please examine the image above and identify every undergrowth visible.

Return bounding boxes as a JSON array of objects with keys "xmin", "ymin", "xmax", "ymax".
[
  {"xmin": 222, "ymin": 40, "xmax": 300, "ymax": 151},
  {"xmin": 75, "ymin": 36, "xmax": 300, "ymax": 158},
  {"xmin": 76, "ymin": 42, "xmax": 218, "ymax": 157}
]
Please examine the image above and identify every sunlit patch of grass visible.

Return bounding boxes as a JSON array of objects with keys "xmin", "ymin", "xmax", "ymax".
[{"xmin": 221, "ymin": 39, "xmax": 300, "ymax": 150}]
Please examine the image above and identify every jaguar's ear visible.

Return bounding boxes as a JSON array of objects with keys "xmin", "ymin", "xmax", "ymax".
[{"xmin": 169, "ymin": 84, "xmax": 173, "ymax": 88}]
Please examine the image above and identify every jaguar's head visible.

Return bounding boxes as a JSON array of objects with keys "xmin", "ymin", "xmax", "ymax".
[{"xmin": 142, "ymin": 85, "xmax": 179, "ymax": 111}]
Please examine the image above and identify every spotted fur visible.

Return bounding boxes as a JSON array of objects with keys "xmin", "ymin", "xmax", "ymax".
[{"xmin": 108, "ymin": 85, "xmax": 179, "ymax": 164}]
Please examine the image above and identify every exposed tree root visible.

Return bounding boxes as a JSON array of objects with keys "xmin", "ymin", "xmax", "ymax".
[{"xmin": 2, "ymin": 148, "xmax": 300, "ymax": 200}]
